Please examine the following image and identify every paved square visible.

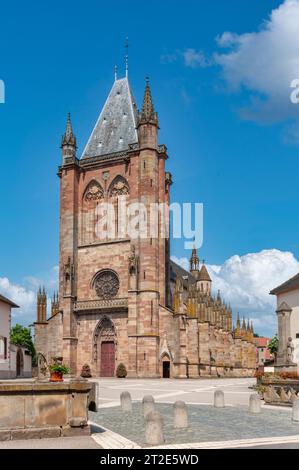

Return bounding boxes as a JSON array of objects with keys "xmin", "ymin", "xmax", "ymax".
[{"xmin": 91, "ymin": 377, "xmax": 257, "ymax": 408}]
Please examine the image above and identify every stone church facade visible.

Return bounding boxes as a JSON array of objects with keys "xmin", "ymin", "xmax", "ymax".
[{"xmin": 35, "ymin": 74, "xmax": 257, "ymax": 378}]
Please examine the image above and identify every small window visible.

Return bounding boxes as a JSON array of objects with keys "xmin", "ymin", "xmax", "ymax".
[{"xmin": 296, "ymin": 334, "xmax": 299, "ymax": 339}]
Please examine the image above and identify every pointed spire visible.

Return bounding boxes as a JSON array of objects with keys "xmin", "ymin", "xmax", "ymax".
[
  {"xmin": 125, "ymin": 37, "xmax": 129, "ymax": 78},
  {"xmin": 234, "ymin": 313, "xmax": 241, "ymax": 338},
  {"xmin": 51, "ymin": 290, "xmax": 59, "ymax": 317},
  {"xmin": 198, "ymin": 262, "xmax": 212, "ymax": 282},
  {"xmin": 190, "ymin": 246, "xmax": 199, "ymax": 273},
  {"xmin": 61, "ymin": 113, "xmax": 77, "ymax": 149},
  {"xmin": 138, "ymin": 77, "xmax": 158, "ymax": 126}
]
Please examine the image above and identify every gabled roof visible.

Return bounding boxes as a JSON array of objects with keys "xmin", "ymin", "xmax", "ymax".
[
  {"xmin": 0, "ymin": 294, "xmax": 19, "ymax": 308},
  {"xmin": 270, "ymin": 273, "xmax": 299, "ymax": 296},
  {"xmin": 81, "ymin": 77, "xmax": 139, "ymax": 159}
]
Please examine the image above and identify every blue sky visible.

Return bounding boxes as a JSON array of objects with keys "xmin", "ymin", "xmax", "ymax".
[{"xmin": 1, "ymin": 0, "xmax": 299, "ymax": 335}]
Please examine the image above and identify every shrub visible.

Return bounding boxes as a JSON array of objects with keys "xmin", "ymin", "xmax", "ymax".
[
  {"xmin": 81, "ymin": 364, "xmax": 92, "ymax": 378},
  {"xmin": 116, "ymin": 363, "xmax": 127, "ymax": 378},
  {"xmin": 10, "ymin": 324, "xmax": 37, "ymax": 366}
]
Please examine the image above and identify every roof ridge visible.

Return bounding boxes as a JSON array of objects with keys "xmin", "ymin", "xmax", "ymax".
[
  {"xmin": 0, "ymin": 293, "xmax": 19, "ymax": 308},
  {"xmin": 270, "ymin": 272, "xmax": 299, "ymax": 295}
]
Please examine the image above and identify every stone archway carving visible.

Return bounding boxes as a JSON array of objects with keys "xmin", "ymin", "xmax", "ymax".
[
  {"xmin": 93, "ymin": 316, "xmax": 116, "ymax": 361},
  {"xmin": 159, "ymin": 333, "xmax": 173, "ymax": 362}
]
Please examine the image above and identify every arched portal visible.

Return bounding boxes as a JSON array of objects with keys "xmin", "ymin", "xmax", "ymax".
[
  {"xmin": 161, "ymin": 353, "xmax": 171, "ymax": 379},
  {"xmin": 93, "ymin": 317, "xmax": 116, "ymax": 377}
]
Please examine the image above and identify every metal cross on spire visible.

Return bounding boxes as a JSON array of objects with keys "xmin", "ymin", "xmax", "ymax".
[{"xmin": 125, "ymin": 37, "xmax": 129, "ymax": 77}]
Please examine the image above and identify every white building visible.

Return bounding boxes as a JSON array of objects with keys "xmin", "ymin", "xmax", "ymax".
[
  {"xmin": 270, "ymin": 274, "xmax": 299, "ymax": 369},
  {"xmin": 0, "ymin": 294, "xmax": 32, "ymax": 379}
]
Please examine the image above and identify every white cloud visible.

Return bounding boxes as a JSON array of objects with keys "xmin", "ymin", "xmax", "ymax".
[
  {"xmin": 0, "ymin": 266, "xmax": 59, "ymax": 326},
  {"xmin": 171, "ymin": 256, "xmax": 190, "ymax": 272},
  {"xmin": 172, "ymin": 249, "xmax": 299, "ymax": 336},
  {"xmin": 183, "ymin": 48, "xmax": 211, "ymax": 68},
  {"xmin": 0, "ymin": 277, "xmax": 35, "ymax": 319},
  {"xmin": 213, "ymin": 0, "xmax": 299, "ymax": 125}
]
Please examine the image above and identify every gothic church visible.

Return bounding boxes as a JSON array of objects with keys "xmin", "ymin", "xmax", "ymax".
[{"xmin": 35, "ymin": 73, "xmax": 256, "ymax": 378}]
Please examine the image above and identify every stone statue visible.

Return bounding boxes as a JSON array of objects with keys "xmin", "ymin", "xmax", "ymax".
[
  {"xmin": 37, "ymin": 353, "xmax": 49, "ymax": 381},
  {"xmin": 64, "ymin": 256, "xmax": 74, "ymax": 295},
  {"xmin": 128, "ymin": 245, "xmax": 138, "ymax": 275},
  {"xmin": 287, "ymin": 337, "xmax": 294, "ymax": 364}
]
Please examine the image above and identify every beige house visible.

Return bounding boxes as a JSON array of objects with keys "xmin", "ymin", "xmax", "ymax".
[
  {"xmin": 270, "ymin": 274, "xmax": 299, "ymax": 370},
  {"xmin": 0, "ymin": 294, "xmax": 32, "ymax": 379}
]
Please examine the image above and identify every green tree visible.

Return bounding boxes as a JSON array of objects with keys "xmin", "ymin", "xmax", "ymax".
[
  {"xmin": 268, "ymin": 335, "xmax": 279, "ymax": 357},
  {"xmin": 10, "ymin": 324, "xmax": 36, "ymax": 366}
]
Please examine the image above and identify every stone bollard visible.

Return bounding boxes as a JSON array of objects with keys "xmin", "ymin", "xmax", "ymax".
[
  {"xmin": 120, "ymin": 391, "xmax": 133, "ymax": 412},
  {"xmin": 249, "ymin": 394, "xmax": 261, "ymax": 414},
  {"xmin": 214, "ymin": 389, "xmax": 225, "ymax": 408},
  {"xmin": 145, "ymin": 411, "xmax": 164, "ymax": 446},
  {"xmin": 142, "ymin": 395, "xmax": 155, "ymax": 418},
  {"xmin": 173, "ymin": 401, "xmax": 188, "ymax": 429},
  {"xmin": 292, "ymin": 398, "xmax": 299, "ymax": 422}
]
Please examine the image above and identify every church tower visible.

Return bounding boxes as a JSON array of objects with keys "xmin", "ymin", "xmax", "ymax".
[
  {"xmin": 56, "ymin": 72, "xmax": 170, "ymax": 377},
  {"xmin": 34, "ymin": 67, "xmax": 257, "ymax": 379}
]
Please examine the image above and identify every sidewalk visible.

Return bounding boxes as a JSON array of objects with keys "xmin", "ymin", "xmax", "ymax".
[{"xmin": 0, "ymin": 436, "xmax": 102, "ymax": 449}]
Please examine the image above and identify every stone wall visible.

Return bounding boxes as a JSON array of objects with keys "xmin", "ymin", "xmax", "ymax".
[
  {"xmin": 0, "ymin": 380, "xmax": 91, "ymax": 441},
  {"xmin": 34, "ymin": 312, "xmax": 63, "ymax": 364}
]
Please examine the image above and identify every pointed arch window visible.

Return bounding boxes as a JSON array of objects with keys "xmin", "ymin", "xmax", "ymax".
[
  {"xmin": 81, "ymin": 180, "xmax": 105, "ymax": 245},
  {"xmin": 108, "ymin": 175, "xmax": 130, "ymax": 197},
  {"xmin": 84, "ymin": 180, "xmax": 104, "ymax": 202}
]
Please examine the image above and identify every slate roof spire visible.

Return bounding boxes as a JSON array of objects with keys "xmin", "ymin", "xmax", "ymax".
[
  {"xmin": 138, "ymin": 77, "xmax": 158, "ymax": 126},
  {"xmin": 81, "ymin": 77, "xmax": 139, "ymax": 159}
]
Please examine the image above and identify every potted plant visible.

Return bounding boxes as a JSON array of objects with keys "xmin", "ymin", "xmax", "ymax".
[{"xmin": 49, "ymin": 358, "xmax": 70, "ymax": 382}]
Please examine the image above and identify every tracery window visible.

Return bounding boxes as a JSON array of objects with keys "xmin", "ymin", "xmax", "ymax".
[
  {"xmin": 108, "ymin": 175, "xmax": 129, "ymax": 197},
  {"xmin": 84, "ymin": 180, "xmax": 104, "ymax": 202},
  {"xmin": 93, "ymin": 270, "xmax": 120, "ymax": 300}
]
